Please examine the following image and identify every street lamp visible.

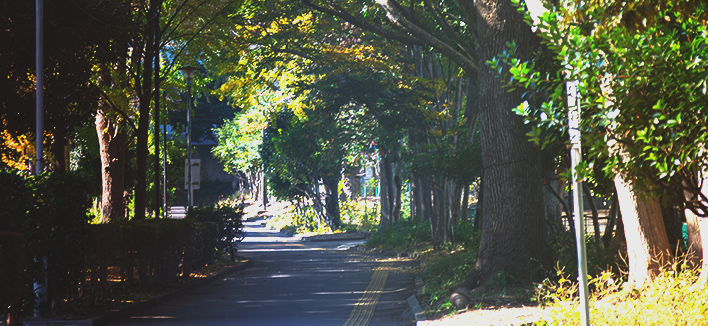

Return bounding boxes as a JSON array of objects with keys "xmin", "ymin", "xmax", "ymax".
[{"xmin": 180, "ymin": 66, "xmax": 198, "ymax": 208}]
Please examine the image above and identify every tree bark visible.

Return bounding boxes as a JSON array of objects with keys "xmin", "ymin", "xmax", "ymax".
[
  {"xmin": 685, "ymin": 210, "xmax": 703, "ymax": 267},
  {"xmin": 461, "ymin": 184, "xmax": 470, "ymax": 220},
  {"xmin": 96, "ymin": 108, "xmax": 127, "ymax": 222},
  {"xmin": 323, "ymin": 174, "xmax": 341, "ymax": 229},
  {"xmin": 684, "ymin": 172, "xmax": 708, "ymax": 283},
  {"xmin": 661, "ymin": 204, "xmax": 686, "ymax": 255},
  {"xmin": 134, "ymin": 0, "xmax": 160, "ymax": 220},
  {"xmin": 379, "ymin": 150, "xmax": 392, "ymax": 228},
  {"xmin": 602, "ymin": 193, "xmax": 619, "ymax": 249},
  {"xmin": 614, "ymin": 174, "xmax": 672, "ymax": 286},
  {"xmin": 452, "ymin": 0, "xmax": 552, "ymax": 308},
  {"xmin": 583, "ymin": 182, "xmax": 602, "ymax": 245}
]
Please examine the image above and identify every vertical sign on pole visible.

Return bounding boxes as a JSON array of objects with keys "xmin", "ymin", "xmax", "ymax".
[{"xmin": 567, "ymin": 80, "xmax": 590, "ymax": 325}]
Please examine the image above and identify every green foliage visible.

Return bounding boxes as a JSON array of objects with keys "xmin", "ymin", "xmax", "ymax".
[
  {"xmin": 502, "ymin": 1, "xmax": 708, "ymax": 210},
  {"xmin": 406, "ymin": 131, "xmax": 482, "ymax": 186},
  {"xmin": 339, "ymin": 199, "xmax": 380, "ymax": 233},
  {"xmin": 266, "ymin": 206, "xmax": 332, "ymax": 235},
  {"xmin": 187, "ymin": 201, "xmax": 246, "ymax": 260},
  {"xmin": 213, "ymin": 109, "xmax": 264, "ymax": 176},
  {"xmin": 365, "ymin": 219, "xmax": 432, "ymax": 252},
  {"xmin": 552, "ymin": 233, "xmax": 619, "ymax": 283},
  {"xmin": 421, "ymin": 251, "xmax": 477, "ymax": 315},
  {"xmin": 0, "ymin": 170, "xmax": 93, "ymax": 317}
]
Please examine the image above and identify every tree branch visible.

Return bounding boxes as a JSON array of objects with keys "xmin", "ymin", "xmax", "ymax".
[
  {"xmin": 375, "ymin": 0, "xmax": 478, "ymax": 76},
  {"xmin": 301, "ymin": 0, "xmax": 422, "ymax": 46}
]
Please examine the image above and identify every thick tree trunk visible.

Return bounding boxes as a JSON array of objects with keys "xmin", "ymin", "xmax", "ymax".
[
  {"xmin": 685, "ymin": 210, "xmax": 703, "ymax": 267},
  {"xmin": 52, "ymin": 132, "xmax": 68, "ymax": 172},
  {"xmin": 379, "ymin": 149, "xmax": 402, "ymax": 227},
  {"xmin": 96, "ymin": 109, "xmax": 127, "ymax": 222},
  {"xmin": 661, "ymin": 204, "xmax": 686, "ymax": 255},
  {"xmin": 545, "ymin": 174, "xmax": 569, "ymax": 236},
  {"xmin": 614, "ymin": 174, "xmax": 672, "ymax": 286},
  {"xmin": 392, "ymin": 157, "xmax": 402, "ymax": 222},
  {"xmin": 603, "ymin": 193, "xmax": 619, "ymax": 248},
  {"xmin": 452, "ymin": 0, "xmax": 551, "ymax": 308},
  {"xmin": 323, "ymin": 174, "xmax": 341, "ymax": 229},
  {"xmin": 341, "ymin": 166, "xmax": 361, "ymax": 201},
  {"xmin": 379, "ymin": 150, "xmax": 392, "ymax": 228},
  {"xmin": 684, "ymin": 173, "xmax": 708, "ymax": 283}
]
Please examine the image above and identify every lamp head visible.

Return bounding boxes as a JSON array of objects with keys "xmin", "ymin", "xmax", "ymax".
[{"xmin": 179, "ymin": 66, "xmax": 199, "ymax": 81}]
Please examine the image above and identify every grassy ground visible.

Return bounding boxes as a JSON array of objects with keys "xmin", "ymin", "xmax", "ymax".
[
  {"xmin": 537, "ymin": 263, "xmax": 708, "ymax": 325},
  {"xmin": 363, "ymin": 216, "xmax": 708, "ymax": 325}
]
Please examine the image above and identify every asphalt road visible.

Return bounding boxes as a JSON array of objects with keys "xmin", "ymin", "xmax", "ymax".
[{"xmin": 105, "ymin": 218, "xmax": 417, "ymax": 326}]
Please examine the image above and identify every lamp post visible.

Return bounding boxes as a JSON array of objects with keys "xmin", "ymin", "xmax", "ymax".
[{"xmin": 180, "ymin": 66, "xmax": 198, "ymax": 208}]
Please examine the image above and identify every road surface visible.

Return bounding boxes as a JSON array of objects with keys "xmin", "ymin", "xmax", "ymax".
[{"xmin": 106, "ymin": 217, "xmax": 417, "ymax": 326}]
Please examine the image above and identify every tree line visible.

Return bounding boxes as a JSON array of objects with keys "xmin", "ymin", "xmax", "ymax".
[{"xmin": 3, "ymin": 0, "xmax": 708, "ymax": 314}]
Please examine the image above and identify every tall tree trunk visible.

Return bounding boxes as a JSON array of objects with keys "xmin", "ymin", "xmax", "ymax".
[
  {"xmin": 96, "ymin": 109, "xmax": 127, "ymax": 222},
  {"xmin": 323, "ymin": 174, "xmax": 341, "ymax": 229},
  {"xmin": 379, "ymin": 153, "xmax": 390, "ymax": 227},
  {"xmin": 661, "ymin": 204, "xmax": 686, "ymax": 255},
  {"xmin": 685, "ymin": 210, "xmax": 703, "ymax": 267},
  {"xmin": 684, "ymin": 172, "xmax": 708, "ymax": 283},
  {"xmin": 583, "ymin": 182, "xmax": 601, "ymax": 245},
  {"xmin": 134, "ymin": 0, "xmax": 159, "ymax": 220},
  {"xmin": 341, "ymin": 166, "xmax": 361, "ymax": 201},
  {"xmin": 392, "ymin": 152, "xmax": 402, "ymax": 222},
  {"xmin": 602, "ymin": 193, "xmax": 619, "ymax": 249},
  {"xmin": 461, "ymin": 184, "xmax": 470, "ymax": 220},
  {"xmin": 453, "ymin": 0, "xmax": 551, "ymax": 308},
  {"xmin": 379, "ymin": 148, "xmax": 403, "ymax": 224},
  {"xmin": 614, "ymin": 174, "xmax": 672, "ymax": 286},
  {"xmin": 52, "ymin": 131, "xmax": 68, "ymax": 172},
  {"xmin": 545, "ymin": 173, "xmax": 569, "ymax": 236}
]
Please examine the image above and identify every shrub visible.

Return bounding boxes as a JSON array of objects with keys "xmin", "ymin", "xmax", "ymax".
[
  {"xmin": 0, "ymin": 171, "xmax": 93, "ymax": 317},
  {"xmin": 266, "ymin": 205, "xmax": 332, "ymax": 235},
  {"xmin": 187, "ymin": 201, "xmax": 245, "ymax": 260},
  {"xmin": 365, "ymin": 219, "xmax": 432, "ymax": 252},
  {"xmin": 339, "ymin": 199, "xmax": 380, "ymax": 233}
]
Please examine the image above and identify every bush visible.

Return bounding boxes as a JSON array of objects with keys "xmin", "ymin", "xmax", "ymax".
[
  {"xmin": 187, "ymin": 201, "xmax": 245, "ymax": 260},
  {"xmin": 365, "ymin": 219, "xmax": 432, "ymax": 252},
  {"xmin": 0, "ymin": 171, "xmax": 93, "ymax": 317},
  {"xmin": 339, "ymin": 199, "xmax": 380, "ymax": 233},
  {"xmin": 266, "ymin": 206, "xmax": 331, "ymax": 235}
]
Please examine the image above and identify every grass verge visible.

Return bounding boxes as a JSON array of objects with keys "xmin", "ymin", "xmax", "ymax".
[{"xmin": 538, "ymin": 262, "xmax": 708, "ymax": 325}]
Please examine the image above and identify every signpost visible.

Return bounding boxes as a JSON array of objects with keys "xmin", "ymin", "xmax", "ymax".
[{"xmin": 567, "ymin": 80, "xmax": 590, "ymax": 326}]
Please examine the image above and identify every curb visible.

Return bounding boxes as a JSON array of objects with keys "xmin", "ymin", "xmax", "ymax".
[
  {"xmin": 405, "ymin": 276, "xmax": 428, "ymax": 324},
  {"xmin": 301, "ymin": 232, "xmax": 371, "ymax": 242},
  {"xmin": 19, "ymin": 259, "xmax": 253, "ymax": 326},
  {"xmin": 349, "ymin": 246, "xmax": 422, "ymax": 259}
]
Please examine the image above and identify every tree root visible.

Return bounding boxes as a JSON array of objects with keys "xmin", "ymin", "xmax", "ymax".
[{"xmin": 450, "ymin": 269, "xmax": 482, "ymax": 309}]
